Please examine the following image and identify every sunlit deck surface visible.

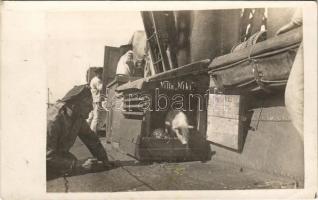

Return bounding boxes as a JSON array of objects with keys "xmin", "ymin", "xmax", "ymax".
[{"xmin": 47, "ymin": 137, "xmax": 299, "ymax": 192}]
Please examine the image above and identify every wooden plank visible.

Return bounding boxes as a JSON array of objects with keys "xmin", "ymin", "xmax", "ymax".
[
  {"xmin": 148, "ymin": 59, "xmax": 210, "ymax": 82},
  {"xmin": 105, "ymin": 83, "xmax": 117, "ymax": 143},
  {"xmin": 103, "ymin": 46, "xmax": 121, "ymax": 87},
  {"xmin": 122, "ymin": 111, "xmax": 144, "ymax": 116}
]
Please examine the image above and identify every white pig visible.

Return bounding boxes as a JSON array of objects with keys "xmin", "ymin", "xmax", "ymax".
[{"xmin": 164, "ymin": 110, "xmax": 194, "ymax": 145}]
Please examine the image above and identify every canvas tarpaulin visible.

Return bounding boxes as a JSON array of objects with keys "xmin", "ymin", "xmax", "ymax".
[{"xmin": 208, "ymin": 27, "xmax": 302, "ymax": 93}]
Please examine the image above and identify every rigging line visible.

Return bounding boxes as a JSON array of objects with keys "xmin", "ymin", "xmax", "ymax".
[{"xmin": 255, "ymin": 100, "xmax": 265, "ymax": 131}]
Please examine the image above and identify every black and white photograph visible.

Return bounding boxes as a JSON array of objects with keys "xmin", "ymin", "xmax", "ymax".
[{"xmin": 0, "ymin": 1, "xmax": 317, "ymax": 199}]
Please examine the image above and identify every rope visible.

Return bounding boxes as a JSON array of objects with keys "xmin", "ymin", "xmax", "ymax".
[{"xmin": 63, "ymin": 175, "xmax": 69, "ymax": 192}]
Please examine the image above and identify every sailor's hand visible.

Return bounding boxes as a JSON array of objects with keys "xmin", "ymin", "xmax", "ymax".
[
  {"xmin": 74, "ymin": 158, "xmax": 116, "ymax": 174},
  {"xmin": 81, "ymin": 158, "xmax": 99, "ymax": 171},
  {"xmin": 276, "ymin": 26, "xmax": 286, "ymax": 35},
  {"xmin": 73, "ymin": 158, "xmax": 97, "ymax": 174},
  {"xmin": 276, "ymin": 22, "xmax": 295, "ymax": 36}
]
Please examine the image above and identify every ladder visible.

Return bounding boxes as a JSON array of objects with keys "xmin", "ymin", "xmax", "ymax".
[{"xmin": 141, "ymin": 11, "xmax": 178, "ymax": 74}]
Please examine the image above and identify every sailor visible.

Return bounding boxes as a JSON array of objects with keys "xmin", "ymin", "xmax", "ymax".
[
  {"xmin": 116, "ymin": 50, "xmax": 135, "ymax": 78},
  {"xmin": 87, "ymin": 68, "xmax": 104, "ymax": 134},
  {"xmin": 47, "ymin": 84, "xmax": 113, "ymax": 179},
  {"xmin": 276, "ymin": 9, "xmax": 302, "ymax": 35},
  {"xmin": 277, "ymin": 9, "xmax": 303, "ymax": 139},
  {"xmin": 115, "ymin": 31, "xmax": 150, "ymax": 82}
]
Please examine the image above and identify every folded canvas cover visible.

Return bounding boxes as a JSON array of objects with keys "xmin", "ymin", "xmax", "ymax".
[{"xmin": 208, "ymin": 28, "xmax": 302, "ymax": 93}]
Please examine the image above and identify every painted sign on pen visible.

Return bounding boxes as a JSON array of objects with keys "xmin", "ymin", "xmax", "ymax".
[{"xmin": 160, "ymin": 80, "xmax": 194, "ymax": 91}]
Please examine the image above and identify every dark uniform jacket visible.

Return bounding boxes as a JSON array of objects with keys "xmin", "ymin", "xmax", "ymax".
[{"xmin": 47, "ymin": 101, "xmax": 107, "ymax": 175}]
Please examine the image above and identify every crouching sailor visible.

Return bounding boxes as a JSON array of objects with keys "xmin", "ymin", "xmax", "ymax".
[{"xmin": 46, "ymin": 84, "xmax": 114, "ymax": 179}]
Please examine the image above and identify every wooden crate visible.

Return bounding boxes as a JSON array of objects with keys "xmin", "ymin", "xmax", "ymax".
[{"xmin": 206, "ymin": 94, "xmax": 246, "ymax": 150}]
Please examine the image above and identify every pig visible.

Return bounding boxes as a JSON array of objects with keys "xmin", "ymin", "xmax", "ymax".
[{"xmin": 164, "ymin": 110, "xmax": 194, "ymax": 145}]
